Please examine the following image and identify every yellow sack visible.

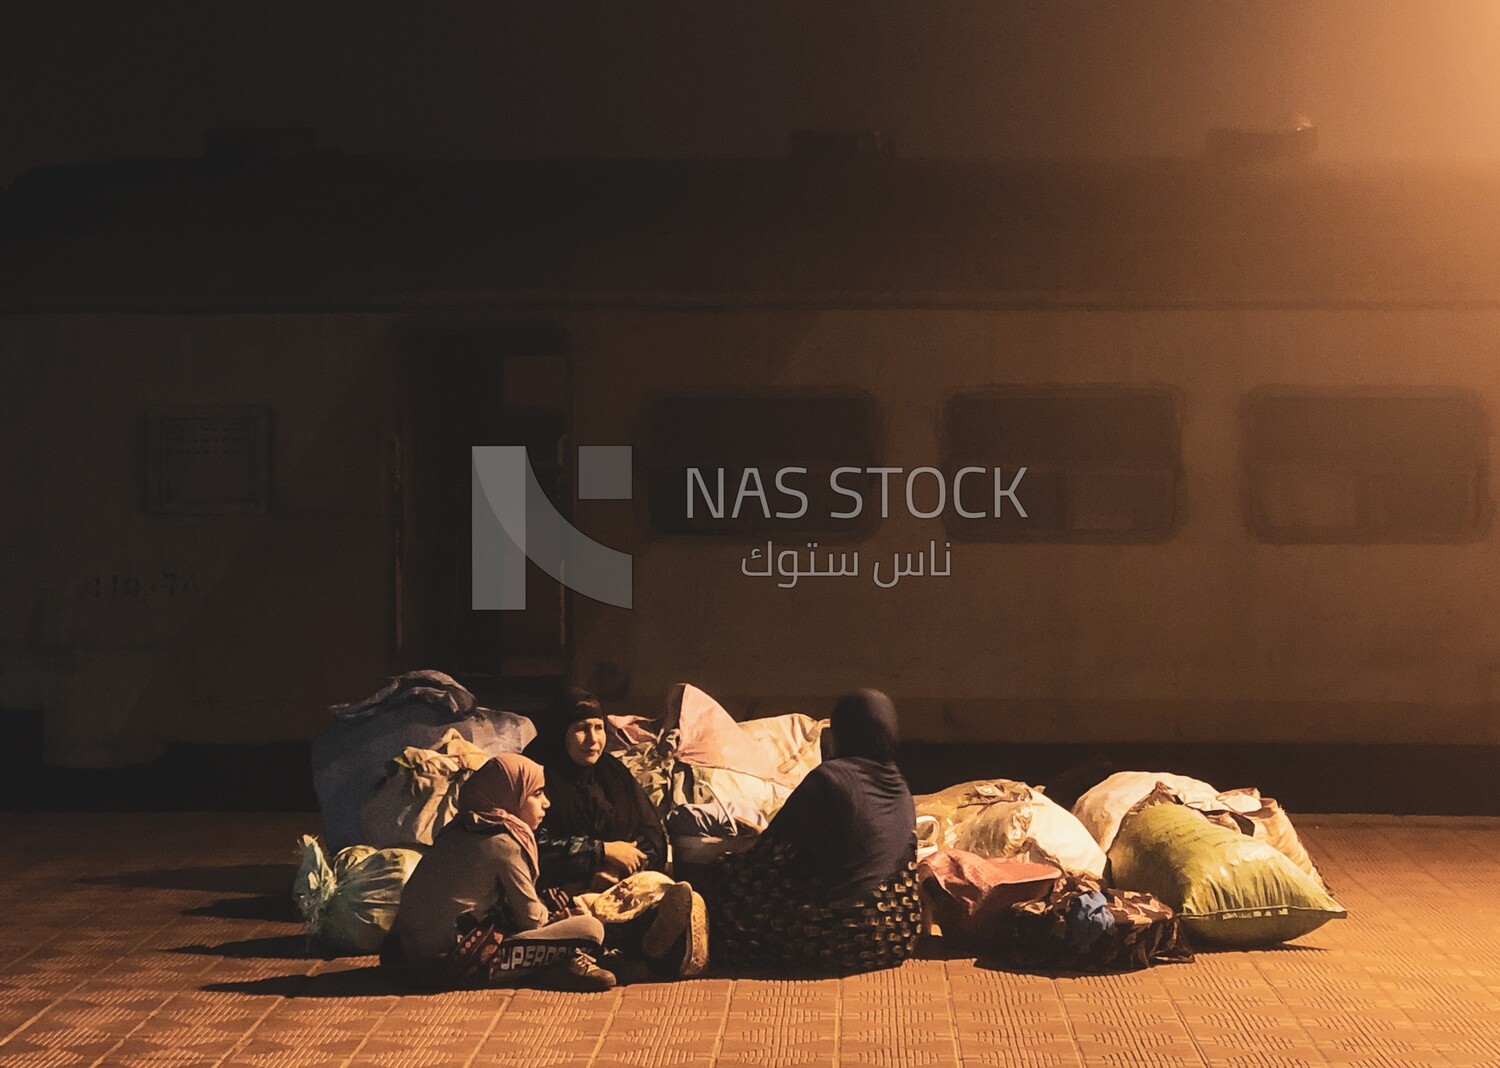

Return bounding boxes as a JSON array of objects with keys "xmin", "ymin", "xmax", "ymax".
[{"xmin": 1109, "ymin": 804, "xmax": 1345, "ymax": 947}]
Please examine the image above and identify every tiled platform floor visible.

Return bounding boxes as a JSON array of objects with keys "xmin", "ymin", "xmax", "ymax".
[{"xmin": 0, "ymin": 813, "xmax": 1496, "ymax": 1068}]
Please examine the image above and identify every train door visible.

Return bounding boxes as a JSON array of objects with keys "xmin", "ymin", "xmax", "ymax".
[{"xmin": 395, "ymin": 325, "xmax": 570, "ymax": 708}]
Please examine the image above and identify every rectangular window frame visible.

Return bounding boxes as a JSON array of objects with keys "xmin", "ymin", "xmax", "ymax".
[
  {"xmin": 146, "ymin": 405, "xmax": 272, "ymax": 515},
  {"xmin": 940, "ymin": 386, "xmax": 1182, "ymax": 544},
  {"xmin": 1242, "ymin": 388, "xmax": 1490, "ymax": 545}
]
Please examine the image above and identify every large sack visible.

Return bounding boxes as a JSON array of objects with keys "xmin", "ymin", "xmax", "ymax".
[
  {"xmin": 737, "ymin": 713, "xmax": 827, "ymax": 785},
  {"xmin": 613, "ymin": 734, "xmax": 680, "ymax": 818},
  {"xmin": 313, "ymin": 670, "xmax": 535, "ymax": 851},
  {"xmin": 293, "ymin": 836, "xmax": 422, "ymax": 955},
  {"xmin": 915, "ymin": 780, "xmax": 1107, "ymax": 878},
  {"xmin": 663, "ymin": 683, "xmax": 791, "ymax": 784},
  {"xmin": 358, "ymin": 729, "xmax": 492, "ymax": 849},
  {"xmin": 690, "ymin": 764, "xmax": 794, "ymax": 833},
  {"xmin": 1109, "ymin": 803, "xmax": 1346, "ymax": 947},
  {"xmin": 1072, "ymin": 771, "xmax": 1221, "ymax": 852}
]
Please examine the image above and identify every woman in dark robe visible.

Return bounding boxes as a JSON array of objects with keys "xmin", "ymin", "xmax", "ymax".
[
  {"xmin": 527, "ymin": 687, "xmax": 706, "ymax": 977},
  {"xmin": 529, "ymin": 687, "xmax": 669, "ymax": 893},
  {"xmin": 708, "ymin": 689, "xmax": 923, "ymax": 975}
]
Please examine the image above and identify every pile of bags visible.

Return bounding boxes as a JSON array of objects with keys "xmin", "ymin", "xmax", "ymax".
[
  {"xmin": 296, "ymin": 675, "xmax": 824, "ymax": 954},
  {"xmin": 1085, "ymin": 776, "xmax": 1344, "ymax": 948},
  {"xmin": 295, "ymin": 671, "xmax": 536, "ymax": 954},
  {"xmin": 606, "ymin": 683, "xmax": 827, "ymax": 863},
  {"xmin": 294, "ymin": 672, "xmax": 1349, "ymax": 970},
  {"xmin": 915, "ymin": 766, "xmax": 1347, "ymax": 970},
  {"xmin": 915, "ymin": 779, "xmax": 1107, "ymax": 878},
  {"xmin": 311, "ymin": 670, "xmax": 535, "ymax": 853}
]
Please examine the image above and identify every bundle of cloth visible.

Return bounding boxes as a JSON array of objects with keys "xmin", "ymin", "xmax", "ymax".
[
  {"xmin": 312, "ymin": 670, "xmax": 536, "ymax": 852},
  {"xmin": 603, "ymin": 683, "xmax": 828, "ymax": 859},
  {"xmin": 914, "ymin": 779, "xmax": 1107, "ymax": 878},
  {"xmin": 916, "ymin": 850, "xmax": 1194, "ymax": 973}
]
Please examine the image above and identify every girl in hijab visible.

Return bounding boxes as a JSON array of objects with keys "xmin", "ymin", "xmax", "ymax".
[
  {"xmin": 529, "ymin": 687, "xmax": 707, "ymax": 978},
  {"xmin": 530, "ymin": 688, "xmax": 668, "ymax": 893},
  {"xmin": 385, "ymin": 754, "xmax": 616, "ymax": 991},
  {"xmin": 708, "ymin": 689, "xmax": 923, "ymax": 975}
]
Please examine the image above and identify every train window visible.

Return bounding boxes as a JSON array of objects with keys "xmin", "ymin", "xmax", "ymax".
[
  {"xmin": 146, "ymin": 406, "xmax": 272, "ymax": 514},
  {"xmin": 1244, "ymin": 393, "xmax": 1488, "ymax": 543},
  {"xmin": 647, "ymin": 395, "xmax": 881, "ymax": 536},
  {"xmin": 941, "ymin": 388, "xmax": 1180, "ymax": 542}
]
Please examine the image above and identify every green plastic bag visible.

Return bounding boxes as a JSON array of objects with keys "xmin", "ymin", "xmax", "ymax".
[
  {"xmin": 293, "ymin": 835, "xmax": 422, "ymax": 955},
  {"xmin": 1109, "ymin": 804, "xmax": 1346, "ymax": 947}
]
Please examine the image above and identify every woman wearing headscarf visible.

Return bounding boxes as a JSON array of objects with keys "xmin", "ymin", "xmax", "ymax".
[
  {"xmin": 384, "ymin": 754, "xmax": 616, "ymax": 991},
  {"xmin": 530, "ymin": 688, "xmax": 668, "ymax": 893},
  {"xmin": 708, "ymin": 689, "xmax": 923, "ymax": 974},
  {"xmin": 528, "ymin": 687, "xmax": 707, "ymax": 978}
]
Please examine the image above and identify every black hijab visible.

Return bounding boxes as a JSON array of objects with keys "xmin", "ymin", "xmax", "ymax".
[
  {"xmin": 530, "ymin": 687, "xmax": 667, "ymax": 866},
  {"xmin": 763, "ymin": 689, "xmax": 915, "ymax": 902}
]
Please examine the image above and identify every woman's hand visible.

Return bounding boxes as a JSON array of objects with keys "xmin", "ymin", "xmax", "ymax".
[{"xmin": 602, "ymin": 840, "xmax": 647, "ymax": 876}]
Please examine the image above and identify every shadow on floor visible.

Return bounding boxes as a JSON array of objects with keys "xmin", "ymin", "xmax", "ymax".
[
  {"xmin": 203, "ymin": 966, "xmax": 400, "ymax": 999},
  {"xmin": 1190, "ymin": 942, "xmax": 1332, "ymax": 956},
  {"xmin": 172, "ymin": 935, "xmax": 311, "ymax": 960},
  {"xmin": 78, "ymin": 863, "xmax": 295, "ymax": 894},
  {"xmin": 910, "ymin": 936, "xmax": 973, "ymax": 962},
  {"xmin": 184, "ymin": 894, "xmax": 300, "ymax": 922},
  {"xmin": 972, "ymin": 939, "xmax": 1330, "ymax": 978}
]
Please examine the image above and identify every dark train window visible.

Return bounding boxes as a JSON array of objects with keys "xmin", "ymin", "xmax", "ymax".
[
  {"xmin": 647, "ymin": 395, "xmax": 881, "ymax": 536},
  {"xmin": 941, "ymin": 389, "xmax": 1180, "ymax": 542},
  {"xmin": 146, "ymin": 406, "xmax": 272, "ymax": 514},
  {"xmin": 1243, "ymin": 393, "xmax": 1488, "ymax": 543}
]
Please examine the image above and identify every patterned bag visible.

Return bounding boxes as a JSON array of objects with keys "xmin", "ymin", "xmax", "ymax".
[{"xmin": 1003, "ymin": 872, "xmax": 1195, "ymax": 973}]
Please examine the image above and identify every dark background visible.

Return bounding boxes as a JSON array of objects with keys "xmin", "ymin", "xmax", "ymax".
[
  {"xmin": 5, "ymin": 0, "xmax": 1500, "ymax": 184},
  {"xmin": 6, "ymin": 2, "xmax": 1500, "ymax": 815}
]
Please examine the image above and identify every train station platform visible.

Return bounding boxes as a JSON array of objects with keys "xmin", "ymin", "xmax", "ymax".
[{"xmin": 0, "ymin": 813, "xmax": 1495, "ymax": 1067}]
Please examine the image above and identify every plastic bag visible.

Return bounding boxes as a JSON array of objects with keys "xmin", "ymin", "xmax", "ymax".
[
  {"xmin": 292, "ymin": 835, "xmax": 422, "ymax": 955},
  {"xmin": 1108, "ymin": 803, "xmax": 1345, "ymax": 947},
  {"xmin": 915, "ymin": 780, "xmax": 1107, "ymax": 877}
]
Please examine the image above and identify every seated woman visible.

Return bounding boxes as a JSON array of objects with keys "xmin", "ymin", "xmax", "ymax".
[
  {"xmin": 708, "ymin": 689, "xmax": 922, "ymax": 975},
  {"xmin": 530, "ymin": 688, "xmax": 668, "ymax": 894},
  {"xmin": 385, "ymin": 754, "xmax": 616, "ymax": 992},
  {"xmin": 530, "ymin": 687, "xmax": 706, "ymax": 977}
]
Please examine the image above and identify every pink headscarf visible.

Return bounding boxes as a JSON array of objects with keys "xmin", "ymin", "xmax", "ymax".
[{"xmin": 456, "ymin": 755, "xmax": 544, "ymax": 879}]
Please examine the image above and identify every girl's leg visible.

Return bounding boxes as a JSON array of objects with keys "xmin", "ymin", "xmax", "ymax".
[{"xmin": 487, "ymin": 914, "xmax": 607, "ymax": 981}]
